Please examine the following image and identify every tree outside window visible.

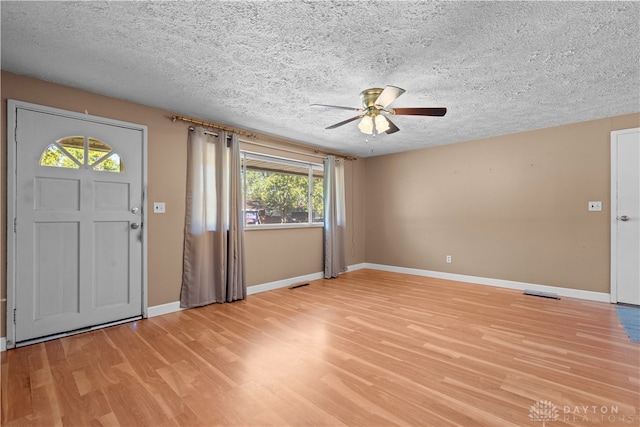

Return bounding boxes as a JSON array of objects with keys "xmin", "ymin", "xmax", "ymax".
[{"xmin": 242, "ymin": 153, "xmax": 323, "ymax": 226}]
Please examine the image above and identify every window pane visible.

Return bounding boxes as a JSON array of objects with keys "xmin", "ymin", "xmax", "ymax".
[
  {"xmin": 93, "ymin": 153, "xmax": 124, "ymax": 172},
  {"xmin": 245, "ymin": 169, "xmax": 308, "ymax": 224},
  {"xmin": 40, "ymin": 136, "xmax": 124, "ymax": 173},
  {"xmin": 88, "ymin": 137, "xmax": 112, "ymax": 163},
  {"xmin": 40, "ymin": 144, "xmax": 80, "ymax": 169},
  {"xmin": 58, "ymin": 136, "xmax": 85, "ymax": 163},
  {"xmin": 312, "ymin": 176, "xmax": 324, "ymax": 222},
  {"xmin": 242, "ymin": 153, "xmax": 323, "ymax": 226}
]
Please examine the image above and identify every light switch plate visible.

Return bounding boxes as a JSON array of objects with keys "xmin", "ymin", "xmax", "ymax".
[
  {"xmin": 153, "ymin": 202, "xmax": 166, "ymax": 214},
  {"xmin": 588, "ymin": 201, "xmax": 602, "ymax": 211}
]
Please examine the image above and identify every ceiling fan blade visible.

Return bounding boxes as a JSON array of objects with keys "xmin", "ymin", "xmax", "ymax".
[
  {"xmin": 310, "ymin": 103, "xmax": 362, "ymax": 112},
  {"xmin": 384, "ymin": 116, "xmax": 400, "ymax": 134},
  {"xmin": 375, "ymin": 85, "xmax": 406, "ymax": 108},
  {"xmin": 391, "ymin": 107, "xmax": 447, "ymax": 116},
  {"xmin": 325, "ymin": 115, "xmax": 363, "ymax": 129}
]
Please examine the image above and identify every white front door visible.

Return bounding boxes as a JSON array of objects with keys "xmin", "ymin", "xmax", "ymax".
[
  {"xmin": 611, "ymin": 127, "xmax": 640, "ymax": 305},
  {"xmin": 7, "ymin": 101, "xmax": 147, "ymax": 347}
]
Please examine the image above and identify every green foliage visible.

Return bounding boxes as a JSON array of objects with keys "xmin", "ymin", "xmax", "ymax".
[
  {"xmin": 93, "ymin": 153, "xmax": 122, "ymax": 172},
  {"xmin": 245, "ymin": 169, "xmax": 323, "ymax": 223},
  {"xmin": 40, "ymin": 144, "xmax": 122, "ymax": 172},
  {"xmin": 312, "ymin": 177, "xmax": 324, "ymax": 219},
  {"xmin": 40, "ymin": 145, "xmax": 79, "ymax": 168}
]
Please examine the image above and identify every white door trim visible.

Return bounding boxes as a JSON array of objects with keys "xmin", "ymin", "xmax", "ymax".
[
  {"xmin": 6, "ymin": 100, "xmax": 148, "ymax": 349},
  {"xmin": 610, "ymin": 127, "xmax": 639, "ymax": 303}
]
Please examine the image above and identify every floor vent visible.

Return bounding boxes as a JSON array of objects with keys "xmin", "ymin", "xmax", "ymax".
[
  {"xmin": 289, "ymin": 282, "xmax": 309, "ymax": 289},
  {"xmin": 524, "ymin": 289, "xmax": 560, "ymax": 300}
]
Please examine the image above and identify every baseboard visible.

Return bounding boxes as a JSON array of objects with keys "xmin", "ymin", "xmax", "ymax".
[
  {"xmin": 363, "ymin": 263, "xmax": 611, "ymax": 303},
  {"xmin": 346, "ymin": 262, "xmax": 368, "ymax": 272},
  {"xmin": 247, "ymin": 271, "xmax": 325, "ymax": 295},
  {"xmin": 10, "ymin": 263, "xmax": 602, "ymax": 343},
  {"xmin": 147, "ymin": 301, "xmax": 184, "ymax": 317},
  {"xmin": 145, "ymin": 263, "xmax": 371, "ymax": 319},
  {"xmin": 0, "ymin": 263, "xmax": 387, "ymax": 351},
  {"xmin": 146, "ymin": 271, "xmax": 327, "ymax": 318},
  {"xmin": 246, "ymin": 263, "xmax": 367, "ymax": 294}
]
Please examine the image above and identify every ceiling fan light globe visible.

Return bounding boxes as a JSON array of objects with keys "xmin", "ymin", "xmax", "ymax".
[
  {"xmin": 358, "ymin": 116, "xmax": 374, "ymax": 134},
  {"xmin": 375, "ymin": 115, "xmax": 390, "ymax": 133}
]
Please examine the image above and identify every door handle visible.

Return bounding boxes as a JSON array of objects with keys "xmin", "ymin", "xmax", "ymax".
[
  {"xmin": 620, "ymin": 215, "xmax": 629, "ymax": 222},
  {"xmin": 131, "ymin": 223, "xmax": 140, "ymax": 229}
]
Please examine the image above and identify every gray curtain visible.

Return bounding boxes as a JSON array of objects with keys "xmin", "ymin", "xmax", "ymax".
[
  {"xmin": 323, "ymin": 155, "xmax": 347, "ymax": 278},
  {"xmin": 180, "ymin": 127, "xmax": 246, "ymax": 308}
]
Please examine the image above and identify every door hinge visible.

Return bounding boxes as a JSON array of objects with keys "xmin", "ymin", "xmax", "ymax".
[
  {"xmin": 14, "ymin": 218, "xmax": 18, "ymax": 233},
  {"xmin": 13, "ymin": 308, "xmax": 17, "ymax": 324}
]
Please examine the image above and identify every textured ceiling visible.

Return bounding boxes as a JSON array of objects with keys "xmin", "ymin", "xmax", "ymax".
[{"xmin": 2, "ymin": 1, "xmax": 639, "ymax": 157}]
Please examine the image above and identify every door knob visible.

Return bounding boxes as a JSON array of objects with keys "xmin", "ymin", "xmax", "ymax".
[
  {"xmin": 620, "ymin": 215, "xmax": 629, "ymax": 222},
  {"xmin": 131, "ymin": 223, "xmax": 140, "ymax": 229}
]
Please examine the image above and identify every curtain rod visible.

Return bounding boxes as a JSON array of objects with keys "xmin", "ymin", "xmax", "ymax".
[
  {"xmin": 170, "ymin": 114, "xmax": 356, "ymax": 161},
  {"xmin": 171, "ymin": 115, "xmax": 257, "ymax": 138}
]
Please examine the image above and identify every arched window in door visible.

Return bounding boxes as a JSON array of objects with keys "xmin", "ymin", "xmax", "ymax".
[{"xmin": 40, "ymin": 136, "xmax": 124, "ymax": 172}]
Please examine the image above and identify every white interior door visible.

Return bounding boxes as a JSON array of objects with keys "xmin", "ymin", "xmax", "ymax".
[
  {"xmin": 7, "ymin": 101, "xmax": 147, "ymax": 347},
  {"xmin": 611, "ymin": 127, "xmax": 640, "ymax": 305}
]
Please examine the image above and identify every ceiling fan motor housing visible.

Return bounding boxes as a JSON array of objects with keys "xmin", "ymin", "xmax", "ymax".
[{"xmin": 360, "ymin": 88, "xmax": 385, "ymax": 110}]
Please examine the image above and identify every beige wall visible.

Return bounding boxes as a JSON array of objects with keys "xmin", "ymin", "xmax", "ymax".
[
  {"xmin": 364, "ymin": 113, "xmax": 639, "ymax": 293},
  {"xmin": 1, "ymin": 71, "xmax": 366, "ymax": 338},
  {"xmin": 2, "ymin": 69, "xmax": 636, "ymax": 340}
]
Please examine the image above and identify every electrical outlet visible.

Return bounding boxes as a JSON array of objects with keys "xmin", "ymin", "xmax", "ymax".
[
  {"xmin": 153, "ymin": 202, "xmax": 166, "ymax": 214},
  {"xmin": 446, "ymin": 255, "xmax": 452, "ymax": 263},
  {"xmin": 588, "ymin": 201, "xmax": 602, "ymax": 211}
]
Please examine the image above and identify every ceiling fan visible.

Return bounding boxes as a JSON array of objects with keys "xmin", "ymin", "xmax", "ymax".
[{"xmin": 311, "ymin": 85, "xmax": 446, "ymax": 136}]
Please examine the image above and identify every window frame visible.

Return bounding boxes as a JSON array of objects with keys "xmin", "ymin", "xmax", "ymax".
[
  {"xmin": 241, "ymin": 151, "xmax": 324, "ymax": 229},
  {"xmin": 40, "ymin": 136, "xmax": 125, "ymax": 172}
]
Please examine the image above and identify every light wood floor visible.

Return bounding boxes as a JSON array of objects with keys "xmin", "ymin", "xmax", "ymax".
[{"xmin": 2, "ymin": 269, "xmax": 639, "ymax": 426}]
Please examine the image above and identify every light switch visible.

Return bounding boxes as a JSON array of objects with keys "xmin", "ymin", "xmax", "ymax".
[
  {"xmin": 588, "ymin": 201, "xmax": 602, "ymax": 212},
  {"xmin": 153, "ymin": 202, "xmax": 166, "ymax": 214}
]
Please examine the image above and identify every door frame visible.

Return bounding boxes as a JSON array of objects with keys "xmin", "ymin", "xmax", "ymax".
[
  {"xmin": 6, "ymin": 100, "xmax": 148, "ymax": 349},
  {"xmin": 610, "ymin": 127, "xmax": 639, "ymax": 303}
]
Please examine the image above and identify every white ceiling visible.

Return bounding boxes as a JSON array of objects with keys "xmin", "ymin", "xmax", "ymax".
[{"xmin": 2, "ymin": 1, "xmax": 639, "ymax": 158}]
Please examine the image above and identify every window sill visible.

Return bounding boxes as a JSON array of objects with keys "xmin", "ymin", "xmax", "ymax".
[{"xmin": 244, "ymin": 223, "xmax": 324, "ymax": 231}]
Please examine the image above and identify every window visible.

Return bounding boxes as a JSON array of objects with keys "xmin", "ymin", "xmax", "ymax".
[
  {"xmin": 241, "ymin": 152, "xmax": 323, "ymax": 226},
  {"xmin": 40, "ymin": 136, "xmax": 124, "ymax": 172}
]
